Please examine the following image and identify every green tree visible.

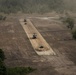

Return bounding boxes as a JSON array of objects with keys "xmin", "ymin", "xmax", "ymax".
[
  {"xmin": 0, "ymin": 59, "xmax": 7, "ymax": 75},
  {"xmin": 0, "ymin": 49, "xmax": 5, "ymax": 61},
  {"xmin": 72, "ymin": 30, "xmax": 76, "ymax": 40}
]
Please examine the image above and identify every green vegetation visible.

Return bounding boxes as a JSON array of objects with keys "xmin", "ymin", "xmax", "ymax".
[
  {"xmin": 0, "ymin": 0, "xmax": 64, "ymax": 13},
  {"xmin": 65, "ymin": 17, "xmax": 74, "ymax": 30},
  {"xmin": 72, "ymin": 30, "xmax": 76, "ymax": 40},
  {"xmin": 60, "ymin": 15, "xmax": 76, "ymax": 40},
  {"xmin": 7, "ymin": 67, "xmax": 36, "ymax": 75},
  {"xmin": 0, "ymin": 49, "xmax": 36, "ymax": 75},
  {"xmin": 0, "ymin": 15, "xmax": 6, "ymax": 20},
  {"xmin": 0, "ymin": 60, "xmax": 7, "ymax": 75},
  {"xmin": 0, "ymin": 0, "xmax": 76, "ymax": 13},
  {"xmin": 0, "ymin": 49, "xmax": 5, "ymax": 61},
  {"xmin": 61, "ymin": 16, "xmax": 74, "ymax": 30},
  {"xmin": 0, "ymin": 49, "xmax": 7, "ymax": 75}
]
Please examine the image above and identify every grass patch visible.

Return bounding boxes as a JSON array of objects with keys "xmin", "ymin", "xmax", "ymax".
[{"xmin": 7, "ymin": 67, "xmax": 36, "ymax": 75}]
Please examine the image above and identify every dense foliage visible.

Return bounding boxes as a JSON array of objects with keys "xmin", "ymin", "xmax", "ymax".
[
  {"xmin": 0, "ymin": 49, "xmax": 7, "ymax": 75},
  {"xmin": 0, "ymin": 60, "xmax": 7, "ymax": 75},
  {"xmin": 0, "ymin": 0, "xmax": 64, "ymax": 13}
]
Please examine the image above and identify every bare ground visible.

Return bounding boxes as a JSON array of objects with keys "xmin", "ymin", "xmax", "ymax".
[{"xmin": 0, "ymin": 13, "xmax": 76, "ymax": 75}]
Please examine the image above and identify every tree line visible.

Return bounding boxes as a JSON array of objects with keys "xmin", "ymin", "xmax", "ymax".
[{"xmin": 0, "ymin": 0, "xmax": 64, "ymax": 13}]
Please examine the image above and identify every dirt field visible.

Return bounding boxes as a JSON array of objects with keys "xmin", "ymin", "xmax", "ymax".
[{"xmin": 0, "ymin": 13, "xmax": 76, "ymax": 75}]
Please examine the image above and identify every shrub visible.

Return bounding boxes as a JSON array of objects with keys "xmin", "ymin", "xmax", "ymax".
[
  {"xmin": 72, "ymin": 30, "xmax": 76, "ymax": 40},
  {"xmin": 65, "ymin": 17, "xmax": 74, "ymax": 30},
  {"xmin": 61, "ymin": 16, "xmax": 74, "ymax": 30},
  {"xmin": 0, "ymin": 15, "xmax": 6, "ymax": 21},
  {"xmin": 0, "ymin": 59, "xmax": 7, "ymax": 75},
  {"xmin": 0, "ymin": 49, "xmax": 5, "ymax": 61}
]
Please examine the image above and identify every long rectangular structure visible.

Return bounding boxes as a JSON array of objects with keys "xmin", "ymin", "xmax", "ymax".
[{"xmin": 19, "ymin": 19, "xmax": 56, "ymax": 55}]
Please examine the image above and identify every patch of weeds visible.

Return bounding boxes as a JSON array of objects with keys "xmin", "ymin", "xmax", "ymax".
[{"xmin": 7, "ymin": 67, "xmax": 36, "ymax": 75}]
